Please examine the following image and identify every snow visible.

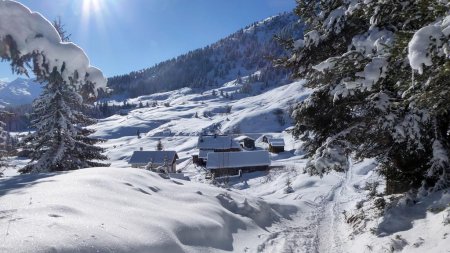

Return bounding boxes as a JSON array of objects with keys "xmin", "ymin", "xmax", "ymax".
[
  {"xmin": 0, "ymin": 2, "xmax": 448, "ymax": 250},
  {"xmin": 206, "ymin": 151, "xmax": 270, "ymax": 170},
  {"xmin": 128, "ymin": 151, "xmax": 178, "ymax": 165},
  {"xmin": 323, "ymin": 6, "xmax": 346, "ymax": 34},
  {"xmin": 0, "ymin": 78, "xmax": 42, "ymax": 107},
  {"xmin": 351, "ymin": 28, "xmax": 394, "ymax": 57},
  {"xmin": 268, "ymin": 138, "xmax": 285, "ymax": 147},
  {"xmin": 356, "ymin": 56, "xmax": 388, "ymax": 88},
  {"xmin": 1, "ymin": 76, "xmax": 448, "ymax": 252},
  {"xmin": 315, "ymin": 27, "xmax": 394, "ymax": 101},
  {"xmin": 0, "ymin": 167, "xmax": 297, "ymax": 252},
  {"xmin": 0, "ymin": 0, "xmax": 106, "ymax": 93},
  {"xmin": 312, "ymin": 57, "xmax": 336, "ymax": 72},
  {"xmin": 234, "ymin": 135, "xmax": 254, "ymax": 142},
  {"xmin": 293, "ymin": 38, "xmax": 304, "ymax": 49},
  {"xmin": 198, "ymin": 135, "xmax": 240, "ymax": 150},
  {"xmin": 304, "ymin": 30, "xmax": 321, "ymax": 47},
  {"xmin": 408, "ymin": 15, "xmax": 450, "ymax": 74}
]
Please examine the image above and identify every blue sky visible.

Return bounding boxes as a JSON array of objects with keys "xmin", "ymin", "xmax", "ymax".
[{"xmin": 0, "ymin": 0, "xmax": 296, "ymax": 81}]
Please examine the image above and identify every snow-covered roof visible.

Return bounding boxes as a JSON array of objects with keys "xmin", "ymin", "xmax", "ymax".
[
  {"xmin": 207, "ymin": 151, "xmax": 270, "ymax": 170},
  {"xmin": 197, "ymin": 135, "xmax": 240, "ymax": 150},
  {"xmin": 269, "ymin": 138, "xmax": 285, "ymax": 147},
  {"xmin": 199, "ymin": 149, "xmax": 211, "ymax": 159},
  {"xmin": 128, "ymin": 151, "xmax": 178, "ymax": 165},
  {"xmin": 234, "ymin": 135, "xmax": 255, "ymax": 142}
]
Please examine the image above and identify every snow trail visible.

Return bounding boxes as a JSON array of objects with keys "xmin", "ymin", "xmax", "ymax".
[
  {"xmin": 257, "ymin": 161, "xmax": 355, "ymax": 253},
  {"xmin": 315, "ymin": 159, "xmax": 355, "ymax": 253},
  {"xmin": 255, "ymin": 205, "xmax": 320, "ymax": 253}
]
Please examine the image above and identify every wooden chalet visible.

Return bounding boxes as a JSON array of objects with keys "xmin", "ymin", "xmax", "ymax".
[
  {"xmin": 206, "ymin": 151, "xmax": 270, "ymax": 177},
  {"xmin": 193, "ymin": 134, "xmax": 241, "ymax": 165},
  {"xmin": 128, "ymin": 151, "xmax": 179, "ymax": 173},
  {"xmin": 268, "ymin": 138, "xmax": 285, "ymax": 153}
]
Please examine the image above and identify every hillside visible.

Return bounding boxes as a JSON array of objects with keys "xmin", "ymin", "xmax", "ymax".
[
  {"xmin": 1, "ymin": 2, "xmax": 449, "ymax": 252},
  {"xmin": 2, "ymin": 79, "xmax": 448, "ymax": 252},
  {"xmin": 0, "ymin": 78, "xmax": 41, "ymax": 108},
  {"xmin": 106, "ymin": 12, "xmax": 303, "ymax": 98}
]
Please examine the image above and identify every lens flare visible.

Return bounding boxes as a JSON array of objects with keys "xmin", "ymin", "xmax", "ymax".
[{"xmin": 82, "ymin": 0, "xmax": 102, "ymax": 14}]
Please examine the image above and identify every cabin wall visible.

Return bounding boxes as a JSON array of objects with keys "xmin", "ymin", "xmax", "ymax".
[
  {"xmin": 269, "ymin": 145, "xmax": 284, "ymax": 153},
  {"xmin": 210, "ymin": 165, "xmax": 269, "ymax": 177},
  {"xmin": 170, "ymin": 162, "xmax": 176, "ymax": 173}
]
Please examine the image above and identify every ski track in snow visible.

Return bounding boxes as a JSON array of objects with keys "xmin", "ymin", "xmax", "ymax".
[
  {"xmin": 257, "ymin": 162, "xmax": 355, "ymax": 253},
  {"xmin": 316, "ymin": 163, "xmax": 353, "ymax": 253}
]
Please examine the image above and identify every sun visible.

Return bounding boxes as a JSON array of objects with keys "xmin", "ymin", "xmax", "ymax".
[
  {"xmin": 80, "ymin": 0, "xmax": 110, "ymax": 32},
  {"xmin": 82, "ymin": 0, "xmax": 102, "ymax": 14},
  {"xmin": 79, "ymin": 0, "xmax": 119, "ymax": 36}
]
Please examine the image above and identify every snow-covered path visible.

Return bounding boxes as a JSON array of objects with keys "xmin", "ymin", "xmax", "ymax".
[
  {"xmin": 315, "ymin": 163, "xmax": 353, "ymax": 253},
  {"xmin": 255, "ymin": 160, "xmax": 361, "ymax": 253},
  {"xmin": 255, "ymin": 202, "xmax": 319, "ymax": 253}
]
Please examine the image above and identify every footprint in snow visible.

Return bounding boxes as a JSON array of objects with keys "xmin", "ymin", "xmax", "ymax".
[
  {"xmin": 48, "ymin": 214, "xmax": 63, "ymax": 218},
  {"xmin": 148, "ymin": 186, "xmax": 160, "ymax": 192},
  {"xmin": 135, "ymin": 188, "xmax": 151, "ymax": 195}
]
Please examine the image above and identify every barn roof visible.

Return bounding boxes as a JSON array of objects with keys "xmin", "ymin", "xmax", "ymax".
[
  {"xmin": 128, "ymin": 151, "xmax": 178, "ymax": 165},
  {"xmin": 197, "ymin": 135, "xmax": 240, "ymax": 150},
  {"xmin": 206, "ymin": 151, "xmax": 270, "ymax": 170},
  {"xmin": 269, "ymin": 138, "xmax": 285, "ymax": 147}
]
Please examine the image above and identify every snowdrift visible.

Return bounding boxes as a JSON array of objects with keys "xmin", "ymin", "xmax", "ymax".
[{"xmin": 0, "ymin": 167, "xmax": 297, "ymax": 253}]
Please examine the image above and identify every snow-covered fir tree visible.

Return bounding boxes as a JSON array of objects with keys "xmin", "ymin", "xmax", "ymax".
[
  {"xmin": 0, "ymin": 1, "xmax": 108, "ymax": 174},
  {"xmin": 52, "ymin": 16, "xmax": 71, "ymax": 42},
  {"xmin": 156, "ymin": 139, "xmax": 164, "ymax": 151},
  {"xmin": 0, "ymin": 111, "xmax": 9, "ymax": 175},
  {"xmin": 280, "ymin": 0, "xmax": 449, "ymax": 193},
  {"xmin": 20, "ymin": 69, "xmax": 109, "ymax": 173}
]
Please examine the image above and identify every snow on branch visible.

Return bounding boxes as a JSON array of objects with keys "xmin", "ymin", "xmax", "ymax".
[
  {"xmin": 0, "ymin": 0, "xmax": 107, "ymax": 94},
  {"xmin": 408, "ymin": 15, "xmax": 450, "ymax": 74}
]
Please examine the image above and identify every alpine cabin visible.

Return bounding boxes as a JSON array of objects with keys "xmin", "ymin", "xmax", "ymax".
[
  {"xmin": 206, "ymin": 150, "xmax": 270, "ymax": 177},
  {"xmin": 193, "ymin": 134, "xmax": 241, "ymax": 165},
  {"xmin": 129, "ymin": 151, "xmax": 179, "ymax": 173}
]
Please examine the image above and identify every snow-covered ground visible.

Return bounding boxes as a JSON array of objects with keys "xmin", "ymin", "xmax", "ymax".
[{"xmin": 1, "ymin": 80, "xmax": 449, "ymax": 252}]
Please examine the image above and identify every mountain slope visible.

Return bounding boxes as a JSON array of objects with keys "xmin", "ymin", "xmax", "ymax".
[
  {"xmin": 107, "ymin": 12, "xmax": 303, "ymax": 98},
  {"xmin": 3, "ymin": 78, "xmax": 449, "ymax": 252},
  {"xmin": 0, "ymin": 78, "xmax": 41, "ymax": 108}
]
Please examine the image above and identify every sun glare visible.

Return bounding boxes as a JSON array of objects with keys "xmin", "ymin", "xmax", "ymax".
[
  {"xmin": 79, "ymin": 0, "xmax": 115, "ymax": 36},
  {"xmin": 82, "ymin": 0, "xmax": 102, "ymax": 14}
]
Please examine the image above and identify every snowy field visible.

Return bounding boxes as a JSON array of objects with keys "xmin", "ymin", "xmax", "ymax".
[{"xmin": 1, "ymin": 80, "xmax": 449, "ymax": 252}]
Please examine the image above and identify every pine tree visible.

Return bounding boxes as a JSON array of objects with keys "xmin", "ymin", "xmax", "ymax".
[
  {"xmin": 281, "ymin": 0, "xmax": 449, "ymax": 192},
  {"xmin": 156, "ymin": 139, "xmax": 164, "ymax": 151},
  {"xmin": 20, "ymin": 69, "xmax": 109, "ymax": 173},
  {"xmin": 52, "ymin": 16, "xmax": 71, "ymax": 42},
  {"xmin": 0, "ymin": 111, "xmax": 9, "ymax": 176}
]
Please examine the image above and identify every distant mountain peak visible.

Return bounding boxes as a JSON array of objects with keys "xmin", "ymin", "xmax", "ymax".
[{"xmin": 0, "ymin": 78, "xmax": 42, "ymax": 108}]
